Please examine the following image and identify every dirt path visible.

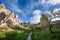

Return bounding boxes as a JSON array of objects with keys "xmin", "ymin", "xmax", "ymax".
[{"xmin": 27, "ymin": 31, "xmax": 32, "ymax": 40}]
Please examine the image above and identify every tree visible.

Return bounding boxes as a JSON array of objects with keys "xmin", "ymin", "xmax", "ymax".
[{"xmin": 43, "ymin": 9, "xmax": 60, "ymax": 33}]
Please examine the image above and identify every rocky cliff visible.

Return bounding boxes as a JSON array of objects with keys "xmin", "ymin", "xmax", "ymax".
[
  {"xmin": 0, "ymin": 4, "xmax": 20, "ymax": 27},
  {"xmin": 40, "ymin": 14, "xmax": 49, "ymax": 27}
]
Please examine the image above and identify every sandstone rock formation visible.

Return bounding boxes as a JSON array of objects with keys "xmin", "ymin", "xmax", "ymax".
[
  {"xmin": 0, "ymin": 4, "xmax": 20, "ymax": 27},
  {"xmin": 40, "ymin": 14, "xmax": 49, "ymax": 27}
]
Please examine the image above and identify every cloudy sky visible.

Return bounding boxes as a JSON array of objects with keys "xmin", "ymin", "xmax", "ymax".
[{"xmin": 0, "ymin": 0, "xmax": 60, "ymax": 24}]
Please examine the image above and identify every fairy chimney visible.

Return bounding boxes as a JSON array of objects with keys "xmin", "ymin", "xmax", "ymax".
[
  {"xmin": 0, "ymin": 4, "xmax": 6, "ymax": 9},
  {"xmin": 0, "ymin": 4, "xmax": 20, "ymax": 27},
  {"xmin": 40, "ymin": 14, "xmax": 49, "ymax": 27}
]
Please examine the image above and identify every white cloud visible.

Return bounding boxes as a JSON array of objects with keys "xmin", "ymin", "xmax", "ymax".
[
  {"xmin": 33, "ymin": 10, "xmax": 41, "ymax": 15},
  {"xmin": 41, "ymin": 0, "xmax": 47, "ymax": 5},
  {"xmin": 30, "ymin": 15, "xmax": 41, "ymax": 24},
  {"xmin": 9, "ymin": 4, "xmax": 22, "ymax": 13},
  {"xmin": 30, "ymin": 10, "xmax": 41, "ymax": 24},
  {"xmin": 30, "ymin": 9, "xmax": 60, "ymax": 24},
  {"xmin": 1, "ymin": 0, "xmax": 27, "ymax": 18},
  {"xmin": 47, "ymin": 0, "xmax": 60, "ymax": 5},
  {"xmin": 51, "ymin": 8, "xmax": 60, "ymax": 17},
  {"xmin": 7, "ymin": 2, "xmax": 27, "ymax": 18},
  {"xmin": 41, "ymin": 0, "xmax": 60, "ymax": 6},
  {"xmin": 44, "ymin": 8, "xmax": 60, "ymax": 21},
  {"xmin": 34, "ymin": 0, "xmax": 41, "ymax": 6},
  {"xmin": 53, "ymin": 8, "xmax": 60, "ymax": 13},
  {"xmin": 51, "ymin": 18, "xmax": 60, "ymax": 21},
  {"xmin": 40, "ymin": 0, "xmax": 60, "ymax": 9},
  {"xmin": 10, "ymin": 4, "xmax": 26, "ymax": 18}
]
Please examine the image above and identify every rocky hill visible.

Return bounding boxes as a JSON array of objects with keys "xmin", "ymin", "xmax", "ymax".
[{"xmin": 0, "ymin": 4, "xmax": 20, "ymax": 27}]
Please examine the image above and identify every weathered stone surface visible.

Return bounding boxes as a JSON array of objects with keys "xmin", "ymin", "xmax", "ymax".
[
  {"xmin": 40, "ymin": 14, "xmax": 49, "ymax": 27},
  {"xmin": 0, "ymin": 4, "xmax": 20, "ymax": 27}
]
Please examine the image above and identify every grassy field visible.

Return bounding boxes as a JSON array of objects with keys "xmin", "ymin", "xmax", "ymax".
[
  {"xmin": 0, "ymin": 25, "xmax": 60, "ymax": 40},
  {"xmin": 32, "ymin": 26, "xmax": 60, "ymax": 40},
  {"xmin": 0, "ymin": 27, "xmax": 30, "ymax": 40}
]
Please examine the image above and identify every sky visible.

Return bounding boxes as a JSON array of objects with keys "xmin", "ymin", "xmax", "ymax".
[{"xmin": 0, "ymin": 0, "xmax": 60, "ymax": 24}]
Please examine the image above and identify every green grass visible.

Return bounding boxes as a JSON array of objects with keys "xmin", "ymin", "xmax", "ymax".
[
  {"xmin": 32, "ymin": 26, "xmax": 60, "ymax": 40},
  {"xmin": 1, "ymin": 25, "xmax": 60, "ymax": 40},
  {"xmin": 15, "ymin": 30, "xmax": 30, "ymax": 40},
  {"xmin": 0, "ymin": 27, "xmax": 30, "ymax": 40},
  {"xmin": 0, "ymin": 31, "xmax": 6, "ymax": 38}
]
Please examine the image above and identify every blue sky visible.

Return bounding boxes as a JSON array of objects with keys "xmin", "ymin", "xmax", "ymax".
[{"xmin": 0, "ymin": 0, "xmax": 60, "ymax": 24}]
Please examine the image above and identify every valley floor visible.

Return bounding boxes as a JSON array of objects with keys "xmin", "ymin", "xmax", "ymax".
[
  {"xmin": 32, "ymin": 26, "xmax": 60, "ymax": 40},
  {"xmin": 0, "ymin": 25, "xmax": 60, "ymax": 40}
]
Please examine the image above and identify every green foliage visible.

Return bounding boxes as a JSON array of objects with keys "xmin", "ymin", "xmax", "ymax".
[
  {"xmin": 0, "ymin": 31, "xmax": 6, "ymax": 38},
  {"xmin": 1, "ymin": 24, "xmax": 60, "ymax": 40},
  {"xmin": 32, "ymin": 26, "xmax": 60, "ymax": 40},
  {"xmin": 0, "ymin": 27, "xmax": 30, "ymax": 40},
  {"xmin": 15, "ymin": 30, "xmax": 30, "ymax": 40}
]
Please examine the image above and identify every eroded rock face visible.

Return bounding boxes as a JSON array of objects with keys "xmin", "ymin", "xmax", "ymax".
[
  {"xmin": 40, "ymin": 14, "xmax": 49, "ymax": 27},
  {"xmin": 0, "ymin": 4, "xmax": 20, "ymax": 27},
  {"xmin": 0, "ymin": 12, "xmax": 6, "ymax": 21}
]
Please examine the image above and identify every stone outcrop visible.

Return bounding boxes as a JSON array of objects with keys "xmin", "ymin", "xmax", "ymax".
[
  {"xmin": 40, "ymin": 14, "xmax": 49, "ymax": 27},
  {"xmin": 0, "ymin": 4, "xmax": 20, "ymax": 27}
]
